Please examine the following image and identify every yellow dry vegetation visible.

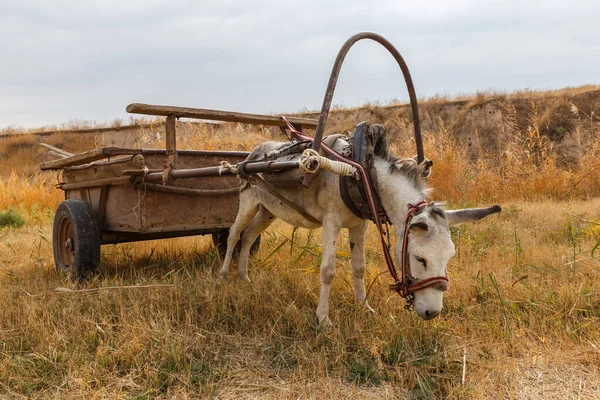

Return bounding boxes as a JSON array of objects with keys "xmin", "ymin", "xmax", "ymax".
[{"xmin": 0, "ymin": 89, "xmax": 599, "ymax": 398}]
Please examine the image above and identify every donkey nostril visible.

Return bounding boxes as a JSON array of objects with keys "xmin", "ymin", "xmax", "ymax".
[{"xmin": 423, "ymin": 309, "xmax": 440, "ymax": 320}]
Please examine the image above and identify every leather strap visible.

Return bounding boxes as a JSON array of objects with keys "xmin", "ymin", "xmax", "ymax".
[
  {"xmin": 339, "ymin": 122, "xmax": 387, "ymax": 221},
  {"xmin": 248, "ymin": 174, "xmax": 320, "ymax": 224}
]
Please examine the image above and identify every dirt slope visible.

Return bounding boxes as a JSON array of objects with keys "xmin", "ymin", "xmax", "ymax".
[{"xmin": 1, "ymin": 86, "xmax": 598, "ymax": 176}]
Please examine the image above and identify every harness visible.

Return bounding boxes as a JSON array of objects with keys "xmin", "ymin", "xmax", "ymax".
[
  {"xmin": 339, "ymin": 122, "xmax": 389, "ymax": 221},
  {"xmin": 279, "ymin": 117, "xmax": 449, "ymax": 307}
]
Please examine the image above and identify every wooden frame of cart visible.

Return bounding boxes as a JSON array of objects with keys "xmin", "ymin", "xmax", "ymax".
[{"xmin": 41, "ymin": 105, "xmax": 318, "ymax": 279}]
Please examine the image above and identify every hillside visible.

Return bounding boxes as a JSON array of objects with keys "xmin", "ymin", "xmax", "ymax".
[
  {"xmin": 1, "ymin": 86, "xmax": 599, "ymax": 177},
  {"xmin": 301, "ymin": 86, "xmax": 600, "ymax": 166}
]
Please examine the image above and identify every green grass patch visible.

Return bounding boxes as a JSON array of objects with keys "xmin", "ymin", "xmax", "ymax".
[
  {"xmin": 0, "ymin": 207, "xmax": 25, "ymax": 228},
  {"xmin": 347, "ymin": 353, "xmax": 382, "ymax": 385}
]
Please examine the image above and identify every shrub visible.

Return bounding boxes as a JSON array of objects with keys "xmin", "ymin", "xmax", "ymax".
[{"xmin": 0, "ymin": 207, "xmax": 26, "ymax": 228}]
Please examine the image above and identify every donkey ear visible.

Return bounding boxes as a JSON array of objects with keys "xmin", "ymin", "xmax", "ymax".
[{"xmin": 445, "ymin": 205, "xmax": 502, "ymax": 226}]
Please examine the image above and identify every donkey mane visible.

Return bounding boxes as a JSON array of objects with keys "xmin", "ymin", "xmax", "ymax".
[
  {"xmin": 372, "ymin": 135, "xmax": 431, "ymax": 195},
  {"xmin": 387, "ymin": 158, "xmax": 429, "ymax": 193}
]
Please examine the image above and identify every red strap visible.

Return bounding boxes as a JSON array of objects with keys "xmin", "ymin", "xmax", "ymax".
[
  {"xmin": 400, "ymin": 201, "xmax": 428, "ymax": 293},
  {"xmin": 408, "ymin": 276, "xmax": 449, "ymax": 292}
]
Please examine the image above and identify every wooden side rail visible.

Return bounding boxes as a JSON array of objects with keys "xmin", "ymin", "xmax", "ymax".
[
  {"xmin": 40, "ymin": 147, "xmax": 121, "ymax": 170},
  {"xmin": 126, "ymin": 103, "xmax": 318, "ymax": 129},
  {"xmin": 40, "ymin": 148, "xmax": 251, "ymax": 171}
]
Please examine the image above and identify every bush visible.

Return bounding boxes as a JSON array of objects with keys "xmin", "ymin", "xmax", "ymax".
[{"xmin": 0, "ymin": 207, "xmax": 25, "ymax": 228}]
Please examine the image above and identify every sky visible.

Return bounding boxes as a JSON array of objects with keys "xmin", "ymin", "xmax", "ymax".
[{"xmin": 1, "ymin": 0, "xmax": 598, "ymax": 129}]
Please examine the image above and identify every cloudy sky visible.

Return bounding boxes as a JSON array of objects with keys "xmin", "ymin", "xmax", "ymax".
[{"xmin": 1, "ymin": 0, "xmax": 598, "ymax": 129}]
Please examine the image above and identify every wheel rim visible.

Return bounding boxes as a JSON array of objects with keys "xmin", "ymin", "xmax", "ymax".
[{"xmin": 56, "ymin": 214, "xmax": 75, "ymax": 277}]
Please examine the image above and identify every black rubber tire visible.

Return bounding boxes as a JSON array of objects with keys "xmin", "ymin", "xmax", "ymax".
[
  {"xmin": 52, "ymin": 199, "xmax": 101, "ymax": 281},
  {"xmin": 212, "ymin": 229, "xmax": 261, "ymax": 260}
]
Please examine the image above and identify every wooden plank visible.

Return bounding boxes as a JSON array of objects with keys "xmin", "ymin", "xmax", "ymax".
[
  {"xmin": 41, "ymin": 147, "xmax": 252, "ymax": 171},
  {"xmin": 47, "ymin": 150, "xmax": 69, "ymax": 159},
  {"xmin": 165, "ymin": 115, "xmax": 178, "ymax": 168},
  {"xmin": 96, "ymin": 185, "xmax": 109, "ymax": 229},
  {"xmin": 40, "ymin": 147, "xmax": 120, "ymax": 170},
  {"xmin": 135, "ymin": 182, "xmax": 239, "ymax": 197},
  {"xmin": 102, "ymin": 148, "xmax": 250, "ymax": 158},
  {"xmin": 60, "ymin": 176, "xmax": 132, "ymax": 190},
  {"xmin": 39, "ymin": 143, "xmax": 74, "ymax": 157},
  {"xmin": 126, "ymin": 103, "xmax": 318, "ymax": 129}
]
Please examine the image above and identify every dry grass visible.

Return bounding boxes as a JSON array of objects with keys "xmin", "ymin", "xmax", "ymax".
[
  {"xmin": 424, "ymin": 119, "xmax": 600, "ymax": 203},
  {"xmin": 0, "ymin": 173, "xmax": 61, "ymax": 223},
  {"xmin": 1, "ymin": 200, "xmax": 599, "ymax": 398},
  {"xmin": 1, "ymin": 88, "xmax": 599, "ymax": 398}
]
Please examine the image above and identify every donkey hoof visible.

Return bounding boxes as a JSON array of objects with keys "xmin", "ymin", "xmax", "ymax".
[
  {"xmin": 318, "ymin": 316, "xmax": 333, "ymax": 329},
  {"xmin": 218, "ymin": 270, "xmax": 229, "ymax": 281},
  {"xmin": 238, "ymin": 274, "xmax": 251, "ymax": 283}
]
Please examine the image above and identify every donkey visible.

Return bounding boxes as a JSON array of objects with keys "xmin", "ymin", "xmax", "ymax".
[{"xmin": 219, "ymin": 133, "xmax": 501, "ymax": 325}]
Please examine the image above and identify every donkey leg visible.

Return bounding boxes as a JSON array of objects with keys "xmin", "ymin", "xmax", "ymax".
[
  {"xmin": 316, "ymin": 217, "xmax": 341, "ymax": 327},
  {"xmin": 348, "ymin": 222, "xmax": 374, "ymax": 312},
  {"xmin": 236, "ymin": 206, "xmax": 275, "ymax": 282},
  {"xmin": 218, "ymin": 192, "xmax": 259, "ymax": 280}
]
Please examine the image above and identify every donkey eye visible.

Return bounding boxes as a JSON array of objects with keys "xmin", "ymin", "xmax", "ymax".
[{"xmin": 415, "ymin": 256, "xmax": 427, "ymax": 268}]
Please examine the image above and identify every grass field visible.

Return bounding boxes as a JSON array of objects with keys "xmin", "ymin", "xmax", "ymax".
[{"xmin": 1, "ymin": 90, "xmax": 599, "ymax": 398}]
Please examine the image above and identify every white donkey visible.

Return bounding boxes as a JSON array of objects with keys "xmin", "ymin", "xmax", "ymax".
[{"xmin": 219, "ymin": 135, "xmax": 500, "ymax": 325}]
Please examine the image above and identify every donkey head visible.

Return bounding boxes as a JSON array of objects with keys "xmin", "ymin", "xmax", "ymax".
[
  {"xmin": 367, "ymin": 126, "xmax": 500, "ymax": 320},
  {"xmin": 403, "ymin": 203, "xmax": 502, "ymax": 320}
]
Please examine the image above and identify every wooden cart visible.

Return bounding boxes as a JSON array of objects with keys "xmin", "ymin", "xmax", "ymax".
[
  {"xmin": 42, "ymin": 32, "xmax": 426, "ymax": 281},
  {"xmin": 41, "ymin": 105, "xmax": 317, "ymax": 279}
]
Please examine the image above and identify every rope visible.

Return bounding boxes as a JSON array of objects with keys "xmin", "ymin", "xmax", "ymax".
[
  {"xmin": 219, "ymin": 161, "xmax": 239, "ymax": 176},
  {"xmin": 131, "ymin": 166, "xmax": 150, "ymax": 222},
  {"xmin": 142, "ymin": 166, "xmax": 150, "ymax": 182},
  {"xmin": 299, "ymin": 149, "xmax": 357, "ymax": 177}
]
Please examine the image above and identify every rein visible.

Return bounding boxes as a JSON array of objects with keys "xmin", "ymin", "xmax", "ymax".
[{"xmin": 280, "ymin": 117, "xmax": 449, "ymax": 307}]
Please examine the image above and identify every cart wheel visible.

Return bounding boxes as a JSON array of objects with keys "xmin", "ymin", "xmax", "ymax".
[
  {"xmin": 212, "ymin": 229, "xmax": 261, "ymax": 260},
  {"xmin": 53, "ymin": 199, "xmax": 101, "ymax": 281}
]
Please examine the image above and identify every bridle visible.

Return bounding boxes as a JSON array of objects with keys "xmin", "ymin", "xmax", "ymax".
[
  {"xmin": 389, "ymin": 201, "xmax": 449, "ymax": 309},
  {"xmin": 280, "ymin": 117, "xmax": 449, "ymax": 309}
]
